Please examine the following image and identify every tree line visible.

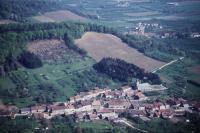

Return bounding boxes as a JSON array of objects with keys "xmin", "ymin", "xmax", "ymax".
[
  {"xmin": 0, "ymin": 22, "xmax": 116, "ymax": 75},
  {"xmin": 93, "ymin": 57, "xmax": 161, "ymax": 84},
  {"xmin": 0, "ymin": 0, "xmax": 69, "ymax": 21}
]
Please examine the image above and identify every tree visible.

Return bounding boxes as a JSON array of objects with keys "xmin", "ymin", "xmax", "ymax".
[{"xmin": 18, "ymin": 51, "xmax": 42, "ymax": 69}]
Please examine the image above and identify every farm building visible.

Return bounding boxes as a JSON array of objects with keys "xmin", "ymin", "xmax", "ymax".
[{"xmin": 136, "ymin": 80, "xmax": 168, "ymax": 92}]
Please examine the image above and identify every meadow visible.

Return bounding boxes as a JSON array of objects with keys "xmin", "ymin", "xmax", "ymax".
[{"xmin": 0, "ymin": 37, "xmax": 123, "ymax": 107}]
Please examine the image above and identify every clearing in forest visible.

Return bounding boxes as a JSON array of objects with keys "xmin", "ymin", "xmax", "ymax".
[
  {"xmin": 33, "ymin": 10, "xmax": 87, "ymax": 22},
  {"xmin": 0, "ymin": 19, "xmax": 16, "ymax": 25},
  {"xmin": 75, "ymin": 32, "xmax": 166, "ymax": 72},
  {"xmin": 27, "ymin": 39, "xmax": 81, "ymax": 64}
]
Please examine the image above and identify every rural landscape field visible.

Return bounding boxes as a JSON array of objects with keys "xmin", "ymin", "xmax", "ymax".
[
  {"xmin": 32, "ymin": 10, "xmax": 87, "ymax": 23},
  {"xmin": 0, "ymin": 0, "xmax": 200, "ymax": 133},
  {"xmin": 75, "ymin": 32, "xmax": 165, "ymax": 72}
]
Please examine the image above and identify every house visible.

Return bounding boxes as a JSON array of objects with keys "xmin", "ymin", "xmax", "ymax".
[
  {"xmin": 20, "ymin": 108, "xmax": 31, "ymax": 115},
  {"xmin": 160, "ymin": 105, "xmax": 166, "ymax": 110},
  {"xmin": 174, "ymin": 109, "xmax": 185, "ymax": 117},
  {"xmin": 134, "ymin": 91, "xmax": 147, "ymax": 101},
  {"xmin": 113, "ymin": 109, "xmax": 126, "ymax": 114},
  {"xmin": 191, "ymin": 33, "xmax": 200, "ymax": 38},
  {"xmin": 160, "ymin": 109, "xmax": 174, "ymax": 119},
  {"xmin": 70, "ymin": 95, "xmax": 81, "ymax": 103},
  {"xmin": 143, "ymin": 103, "xmax": 153, "ymax": 110},
  {"xmin": 33, "ymin": 112, "xmax": 45, "ymax": 119},
  {"xmin": 31, "ymin": 105, "xmax": 46, "ymax": 113},
  {"xmin": 121, "ymin": 86, "xmax": 135, "ymax": 97},
  {"xmin": 89, "ymin": 113, "xmax": 99, "ymax": 120},
  {"xmin": 121, "ymin": 86, "xmax": 132, "ymax": 93},
  {"xmin": 70, "ymin": 88, "xmax": 111, "ymax": 103},
  {"xmin": 65, "ymin": 104, "xmax": 75, "ymax": 114},
  {"xmin": 126, "ymin": 109, "xmax": 146, "ymax": 117},
  {"xmin": 192, "ymin": 102, "xmax": 200, "ymax": 111},
  {"xmin": 98, "ymin": 108, "xmax": 118, "ymax": 120},
  {"xmin": 104, "ymin": 91, "xmax": 114, "ymax": 99},
  {"xmin": 77, "ymin": 104, "xmax": 92, "ymax": 112},
  {"xmin": 0, "ymin": 105, "xmax": 18, "ymax": 118},
  {"xmin": 50, "ymin": 105, "xmax": 67, "ymax": 116},
  {"xmin": 0, "ymin": 105, "xmax": 11, "ymax": 117},
  {"xmin": 92, "ymin": 100, "xmax": 101, "ymax": 110},
  {"xmin": 136, "ymin": 80, "xmax": 167, "ymax": 92},
  {"xmin": 107, "ymin": 99, "xmax": 131, "ymax": 109},
  {"xmin": 139, "ymin": 106, "xmax": 145, "ymax": 110},
  {"xmin": 75, "ymin": 101, "xmax": 93, "ymax": 112},
  {"xmin": 112, "ymin": 90, "xmax": 123, "ymax": 98},
  {"xmin": 82, "ymin": 88, "xmax": 111, "ymax": 101}
]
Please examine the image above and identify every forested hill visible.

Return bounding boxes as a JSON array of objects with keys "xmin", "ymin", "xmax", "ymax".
[
  {"xmin": 0, "ymin": 0, "xmax": 66, "ymax": 21},
  {"xmin": 0, "ymin": 22, "xmax": 117, "ymax": 74},
  {"xmin": 94, "ymin": 58, "xmax": 161, "ymax": 84}
]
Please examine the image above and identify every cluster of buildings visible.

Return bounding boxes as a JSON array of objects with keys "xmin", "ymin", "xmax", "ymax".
[
  {"xmin": 124, "ymin": 22, "xmax": 163, "ymax": 38},
  {"xmin": 125, "ymin": 22, "xmax": 200, "ymax": 40},
  {"xmin": 0, "ymin": 82, "xmax": 199, "ymax": 125}
]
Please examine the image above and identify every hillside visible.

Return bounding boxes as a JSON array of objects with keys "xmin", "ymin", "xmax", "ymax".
[{"xmin": 75, "ymin": 32, "xmax": 166, "ymax": 72}]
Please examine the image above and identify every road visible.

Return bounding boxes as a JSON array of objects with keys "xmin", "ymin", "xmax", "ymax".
[{"xmin": 152, "ymin": 57, "xmax": 184, "ymax": 73}]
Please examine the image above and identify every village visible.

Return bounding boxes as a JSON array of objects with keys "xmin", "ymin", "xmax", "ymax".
[
  {"xmin": 1, "ymin": 80, "xmax": 200, "ymax": 130},
  {"xmin": 125, "ymin": 22, "xmax": 200, "ymax": 39}
]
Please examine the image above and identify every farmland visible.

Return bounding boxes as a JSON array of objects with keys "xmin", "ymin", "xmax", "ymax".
[
  {"xmin": 75, "ymin": 32, "xmax": 166, "ymax": 72},
  {"xmin": 0, "ymin": 19, "xmax": 16, "ymax": 25},
  {"xmin": 0, "ymin": 38, "xmax": 123, "ymax": 107},
  {"xmin": 157, "ymin": 58, "xmax": 200, "ymax": 100},
  {"xmin": 47, "ymin": 0, "xmax": 200, "ymax": 32},
  {"xmin": 32, "ymin": 10, "xmax": 87, "ymax": 22},
  {"xmin": 0, "ymin": 0, "xmax": 200, "ymax": 132},
  {"xmin": 27, "ymin": 39, "xmax": 81, "ymax": 64}
]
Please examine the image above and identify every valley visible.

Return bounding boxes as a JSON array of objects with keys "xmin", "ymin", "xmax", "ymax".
[{"xmin": 0, "ymin": 0, "xmax": 200, "ymax": 133}]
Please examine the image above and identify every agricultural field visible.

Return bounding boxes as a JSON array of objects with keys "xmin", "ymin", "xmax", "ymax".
[
  {"xmin": 75, "ymin": 32, "xmax": 166, "ymax": 72},
  {"xmin": 79, "ymin": 120, "xmax": 113, "ymax": 132},
  {"xmin": 49, "ymin": 0, "xmax": 200, "ymax": 32},
  {"xmin": 157, "ymin": 58, "xmax": 200, "ymax": 100},
  {"xmin": 0, "ymin": 19, "xmax": 16, "ymax": 25},
  {"xmin": 32, "ymin": 10, "xmax": 87, "ymax": 22},
  {"xmin": 27, "ymin": 39, "xmax": 81, "ymax": 64},
  {"xmin": 0, "ymin": 39, "xmax": 122, "ymax": 107}
]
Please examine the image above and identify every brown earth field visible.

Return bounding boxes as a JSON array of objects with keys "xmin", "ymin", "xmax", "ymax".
[
  {"xmin": 33, "ymin": 10, "xmax": 87, "ymax": 22},
  {"xmin": 27, "ymin": 39, "xmax": 80, "ymax": 64},
  {"xmin": 0, "ymin": 19, "xmax": 16, "ymax": 25},
  {"xmin": 75, "ymin": 32, "xmax": 166, "ymax": 72},
  {"xmin": 191, "ymin": 66, "xmax": 200, "ymax": 74}
]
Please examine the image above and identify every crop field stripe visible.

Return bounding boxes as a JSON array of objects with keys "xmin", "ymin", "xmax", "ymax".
[{"xmin": 75, "ymin": 32, "xmax": 166, "ymax": 72}]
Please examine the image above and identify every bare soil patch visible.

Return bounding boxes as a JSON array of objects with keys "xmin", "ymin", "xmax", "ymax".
[
  {"xmin": 27, "ymin": 39, "xmax": 80, "ymax": 64},
  {"xmin": 0, "ymin": 19, "xmax": 16, "ymax": 25},
  {"xmin": 33, "ymin": 10, "xmax": 87, "ymax": 22},
  {"xmin": 125, "ymin": 11, "xmax": 160, "ymax": 17},
  {"xmin": 75, "ymin": 32, "xmax": 166, "ymax": 72},
  {"xmin": 32, "ymin": 16, "xmax": 55, "ymax": 23},
  {"xmin": 191, "ymin": 66, "xmax": 200, "ymax": 74}
]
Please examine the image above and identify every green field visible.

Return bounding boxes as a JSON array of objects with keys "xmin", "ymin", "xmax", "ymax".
[
  {"xmin": 157, "ymin": 58, "xmax": 200, "ymax": 100},
  {"xmin": 0, "ymin": 55, "xmax": 122, "ymax": 107},
  {"xmin": 79, "ymin": 120, "xmax": 113, "ymax": 132}
]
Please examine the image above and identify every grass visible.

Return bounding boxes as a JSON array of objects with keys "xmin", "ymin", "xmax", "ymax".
[
  {"xmin": 79, "ymin": 120, "xmax": 113, "ymax": 132},
  {"xmin": 0, "ymin": 55, "xmax": 122, "ymax": 107},
  {"xmin": 145, "ymin": 50, "xmax": 178, "ymax": 62},
  {"xmin": 0, "ymin": 77, "xmax": 16, "ymax": 89},
  {"xmin": 157, "ymin": 58, "xmax": 200, "ymax": 100}
]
